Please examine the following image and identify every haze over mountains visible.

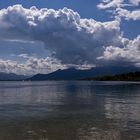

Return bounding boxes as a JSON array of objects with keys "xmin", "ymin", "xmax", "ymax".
[{"xmin": 0, "ymin": 72, "xmax": 29, "ymax": 81}]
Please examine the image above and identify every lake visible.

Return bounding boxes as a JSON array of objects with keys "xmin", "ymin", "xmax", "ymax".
[{"xmin": 0, "ymin": 81, "xmax": 140, "ymax": 140}]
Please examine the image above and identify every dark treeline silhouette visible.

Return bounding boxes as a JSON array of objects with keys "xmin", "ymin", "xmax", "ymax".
[{"xmin": 84, "ymin": 71, "xmax": 140, "ymax": 81}]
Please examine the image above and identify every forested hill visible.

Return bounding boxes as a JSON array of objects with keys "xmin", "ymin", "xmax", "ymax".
[{"xmin": 85, "ymin": 71, "xmax": 140, "ymax": 81}]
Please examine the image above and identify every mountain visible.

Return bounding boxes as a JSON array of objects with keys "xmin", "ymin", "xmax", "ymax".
[
  {"xmin": 0, "ymin": 72, "xmax": 29, "ymax": 81},
  {"xmin": 27, "ymin": 66, "xmax": 140, "ymax": 81},
  {"xmin": 27, "ymin": 67, "xmax": 93, "ymax": 81}
]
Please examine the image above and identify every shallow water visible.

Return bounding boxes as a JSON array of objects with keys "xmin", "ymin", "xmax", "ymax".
[{"xmin": 0, "ymin": 81, "xmax": 140, "ymax": 140}]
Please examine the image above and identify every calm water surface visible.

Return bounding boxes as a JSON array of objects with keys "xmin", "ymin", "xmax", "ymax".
[{"xmin": 0, "ymin": 81, "xmax": 140, "ymax": 140}]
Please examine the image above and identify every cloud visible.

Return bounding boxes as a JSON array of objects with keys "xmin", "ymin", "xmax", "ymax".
[
  {"xmin": 0, "ymin": 5, "xmax": 140, "ymax": 74},
  {"xmin": 97, "ymin": 0, "xmax": 124, "ymax": 9},
  {"xmin": 0, "ymin": 57, "xmax": 66, "ymax": 75},
  {"xmin": 129, "ymin": 0, "xmax": 140, "ymax": 6},
  {"xmin": 116, "ymin": 8, "xmax": 140, "ymax": 20},
  {"xmin": 98, "ymin": 35, "xmax": 140, "ymax": 66},
  {"xmin": 0, "ymin": 5, "xmax": 124, "ymax": 65},
  {"xmin": 97, "ymin": 0, "xmax": 140, "ymax": 9},
  {"xmin": 0, "ymin": 55, "xmax": 96, "ymax": 75},
  {"xmin": 98, "ymin": 0, "xmax": 140, "ymax": 21}
]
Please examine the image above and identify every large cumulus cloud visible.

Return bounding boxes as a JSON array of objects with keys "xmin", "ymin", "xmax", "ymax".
[
  {"xmin": 0, "ymin": 4, "xmax": 140, "ymax": 74},
  {"xmin": 0, "ymin": 5, "xmax": 123, "ymax": 65}
]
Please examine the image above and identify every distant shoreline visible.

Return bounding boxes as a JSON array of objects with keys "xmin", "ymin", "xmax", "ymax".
[
  {"xmin": 1, "ymin": 71, "xmax": 140, "ymax": 82},
  {"xmin": 83, "ymin": 71, "xmax": 140, "ymax": 81}
]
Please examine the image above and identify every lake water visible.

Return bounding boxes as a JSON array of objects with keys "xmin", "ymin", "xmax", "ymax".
[{"xmin": 0, "ymin": 81, "xmax": 140, "ymax": 140}]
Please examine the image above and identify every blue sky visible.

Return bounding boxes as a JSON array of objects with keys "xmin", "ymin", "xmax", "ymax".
[{"xmin": 0, "ymin": 0, "xmax": 140, "ymax": 75}]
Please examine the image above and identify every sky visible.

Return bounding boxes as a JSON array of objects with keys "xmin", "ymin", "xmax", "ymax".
[{"xmin": 0, "ymin": 0, "xmax": 140, "ymax": 75}]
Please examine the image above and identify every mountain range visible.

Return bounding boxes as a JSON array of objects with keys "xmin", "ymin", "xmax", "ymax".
[
  {"xmin": 0, "ymin": 72, "xmax": 29, "ymax": 81},
  {"xmin": 1, "ymin": 66, "xmax": 140, "ymax": 81},
  {"xmin": 27, "ymin": 66, "xmax": 140, "ymax": 81}
]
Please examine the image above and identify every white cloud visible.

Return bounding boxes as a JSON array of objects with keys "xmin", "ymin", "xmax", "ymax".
[
  {"xmin": 0, "ymin": 57, "xmax": 66, "ymax": 75},
  {"xmin": 98, "ymin": 0, "xmax": 140, "ymax": 21},
  {"xmin": 97, "ymin": 0, "xmax": 140, "ymax": 9},
  {"xmin": 0, "ymin": 5, "xmax": 123, "ymax": 65},
  {"xmin": 97, "ymin": 0, "xmax": 124, "ymax": 9},
  {"xmin": 0, "ymin": 5, "xmax": 140, "ymax": 74},
  {"xmin": 0, "ymin": 56, "xmax": 96, "ymax": 75},
  {"xmin": 98, "ymin": 35, "xmax": 140, "ymax": 66},
  {"xmin": 129, "ymin": 0, "xmax": 140, "ymax": 6},
  {"xmin": 116, "ymin": 8, "xmax": 140, "ymax": 20}
]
